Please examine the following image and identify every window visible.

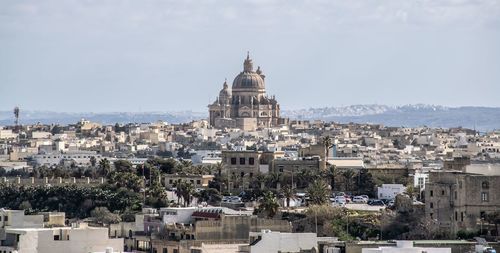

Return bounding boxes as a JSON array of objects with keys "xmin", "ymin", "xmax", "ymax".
[
  {"xmin": 249, "ymin": 157, "xmax": 255, "ymax": 165},
  {"xmin": 163, "ymin": 249, "xmax": 168, "ymax": 253},
  {"xmin": 461, "ymin": 212, "xmax": 464, "ymax": 222},
  {"xmin": 430, "ymin": 190, "xmax": 433, "ymax": 197},
  {"xmin": 278, "ymin": 166, "xmax": 284, "ymax": 173},
  {"xmin": 196, "ymin": 180, "xmax": 201, "ymax": 185},
  {"xmin": 173, "ymin": 249, "xmax": 178, "ymax": 253},
  {"xmin": 249, "ymin": 173, "xmax": 253, "ymax": 178},
  {"xmin": 455, "ymin": 211, "xmax": 458, "ymax": 221},
  {"xmin": 240, "ymin": 172, "xmax": 245, "ymax": 177},
  {"xmin": 430, "ymin": 202, "xmax": 434, "ymax": 208},
  {"xmin": 54, "ymin": 235, "xmax": 60, "ymax": 240},
  {"xmin": 230, "ymin": 158, "xmax": 237, "ymax": 165},
  {"xmin": 454, "ymin": 191, "xmax": 457, "ymax": 200},
  {"xmin": 169, "ymin": 180, "xmax": 173, "ymax": 184},
  {"xmin": 430, "ymin": 213, "xmax": 434, "ymax": 219},
  {"xmin": 4, "ymin": 216, "xmax": 8, "ymax": 222},
  {"xmin": 482, "ymin": 181, "xmax": 489, "ymax": 189},
  {"xmin": 441, "ymin": 190, "xmax": 445, "ymax": 195},
  {"xmin": 240, "ymin": 157, "xmax": 245, "ymax": 165},
  {"xmin": 418, "ymin": 178, "xmax": 424, "ymax": 187},
  {"xmin": 481, "ymin": 192, "xmax": 489, "ymax": 202}
]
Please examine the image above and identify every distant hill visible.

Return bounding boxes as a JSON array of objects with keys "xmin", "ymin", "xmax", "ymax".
[
  {"xmin": 0, "ymin": 111, "xmax": 207, "ymax": 125},
  {"xmin": 1, "ymin": 104, "xmax": 499, "ymax": 132},
  {"xmin": 282, "ymin": 104, "xmax": 500, "ymax": 132}
]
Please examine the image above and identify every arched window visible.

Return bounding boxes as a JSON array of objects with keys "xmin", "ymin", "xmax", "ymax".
[{"xmin": 482, "ymin": 181, "xmax": 489, "ymax": 189}]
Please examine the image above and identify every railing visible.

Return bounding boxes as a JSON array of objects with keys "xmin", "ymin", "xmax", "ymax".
[{"xmin": 0, "ymin": 176, "xmax": 107, "ymax": 186}]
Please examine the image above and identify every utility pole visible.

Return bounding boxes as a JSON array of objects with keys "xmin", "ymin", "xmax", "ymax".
[{"xmin": 315, "ymin": 211, "xmax": 318, "ymax": 235}]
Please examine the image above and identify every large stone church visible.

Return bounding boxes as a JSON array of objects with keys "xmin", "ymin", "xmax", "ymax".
[{"xmin": 208, "ymin": 53, "xmax": 282, "ymax": 131}]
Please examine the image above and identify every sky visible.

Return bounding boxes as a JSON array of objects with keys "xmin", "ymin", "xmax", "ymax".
[{"xmin": 1, "ymin": 0, "xmax": 499, "ymax": 112}]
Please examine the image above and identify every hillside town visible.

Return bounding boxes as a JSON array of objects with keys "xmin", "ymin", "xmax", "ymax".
[
  {"xmin": 1, "ymin": 114, "xmax": 500, "ymax": 252},
  {"xmin": 1, "ymin": 55, "xmax": 500, "ymax": 253}
]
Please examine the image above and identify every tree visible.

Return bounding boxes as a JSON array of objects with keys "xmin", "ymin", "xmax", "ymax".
[
  {"xmin": 265, "ymin": 172, "xmax": 282, "ymax": 189},
  {"xmin": 307, "ymin": 180, "xmax": 330, "ymax": 205},
  {"xmin": 485, "ymin": 211, "xmax": 500, "ymax": 236},
  {"xmin": 108, "ymin": 171, "xmax": 143, "ymax": 192},
  {"xmin": 322, "ymin": 135, "xmax": 333, "ymax": 163},
  {"xmin": 91, "ymin": 207, "xmax": 121, "ymax": 225},
  {"xmin": 90, "ymin": 156, "xmax": 97, "ymax": 167},
  {"xmin": 114, "ymin": 160, "xmax": 134, "ymax": 173},
  {"xmin": 280, "ymin": 185, "xmax": 296, "ymax": 209},
  {"xmin": 356, "ymin": 168, "xmax": 375, "ymax": 196},
  {"xmin": 98, "ymin": 158, "xmax": 111, "ymax": 177},
  {"xmin": 214, "ymin": 162, "xmax": 224, "ymax": 177},
  {"xmin": 256, "ymin": 191, "xmax": 279, "ymax": 218},
  {"xmin": 405, "ymin": 185, "xmax": 416, "ymax": 200},
  {"xmin": 175, "ymin": 181, "xmax": 195, "ymax": 207},
  {"xmin": 324, "ymin": 165, "xmax": 337, "ymax": 191},
  {"xmin": 195, "ymin": 188, "xmax": 222, "ymax": 204},
  {"xmin": 18, "ymin": 200, "xmax": 32, "ymax": 211},
  {"xmin": 342, "ymin": 169, "xmax": 355, "ymax": 192}
]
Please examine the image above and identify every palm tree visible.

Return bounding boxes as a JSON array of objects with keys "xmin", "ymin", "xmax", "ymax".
[
  {"xmin": 265, "ymin": 172, "xmax": 281, "ymax": 189},
  {"xmin": 297, "ymin": 169, "xmax": 313, "ymax": 189},
  {"xmin": 174, "ymin": 181, "xmax": 195, "ymax": 207},
  {"xmin": 342, "ymin": 169, "xmax": 355, "ymax": 193},
  {"xmin": 405, "ymin": 185, "xmax": 416, "ymax": 200},
  {"xmin": 307, "ymin": 180, "xmax": 330, "ymax": 205},
  {"xmin": 214, "ymin": 162, "xmax": 224, "ymax": 177},
  {"xmin": 280, "ymin": 185, "xmax": 296, "ymax": 209},
  {"xmin": 324, "ymin": 165, "xmax": 337, "ymax": 191},
  {"xmin": 322, "ymin": 135, "xmax": 333, "ymax": 163},
  {"xmin": 485, "ymin": 211, "xmax": 500, "ymax": 236},
  {"xmin": 257, "ymin": 191, "xmax": 280, "ymax": 218}
]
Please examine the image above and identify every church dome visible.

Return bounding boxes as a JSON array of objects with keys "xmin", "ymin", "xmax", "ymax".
[
  {"xmin": 232, "ymin": 72, "xmax": 265, "ymax": 90},
  {"xmin": 232, "ymin": 53, "xmax": 265, "ymax": 90},
  {"xmin": 218, "ymin": 79, "xmax": 231, "ymax": 104}
]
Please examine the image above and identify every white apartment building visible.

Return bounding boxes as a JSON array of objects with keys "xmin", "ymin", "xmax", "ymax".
[
  {"xmin": 0, "ymin": 209, "xmax": 123, "ymax": 253},
  {"xmin": 362, "ymin": 241, "xmax": 451, "ymax": 253},
  {"xmin": 377, "ymin": 184, "xmax": 406, "ymax": 200},
  {"xmin": 31, "ymin": 151, "xmax": 102, "ymax": 166},
  {"xmin": 241, "ymin": 230, "xmax": 338, "ymax": 253}
]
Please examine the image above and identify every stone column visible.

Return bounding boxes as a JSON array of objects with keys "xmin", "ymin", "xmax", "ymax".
[
  {"xmin": 58, "ymin": 177, "xmax": 62, "ymax": 184},
  {"xmin": 100, "ymin": 177, "xmax": 104, "ymax": 184},
  {"xmin": 31, "ymin": 177, "xmax": 35, "ymax": 184},
  {"xmin": 71, "ymin": 177, "xmax": 76, "ymax": 183},
  {"xmin": 44, "ymin": 177, "xmax": 48, "ymax": 184},
  {"xmin": 86, "ymin": 177, "xmax": 90, "ymax": 184},
  {"xmin": 1, "ymin": 177, "xmax": 7, "ymax": 183},
  {"xmin": 16, "ymin": 176, "xmax": 21, "ymax": 184}
]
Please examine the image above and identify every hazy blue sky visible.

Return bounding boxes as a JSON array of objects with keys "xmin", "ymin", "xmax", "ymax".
[{"xmin": 1, "ymin": 0, "xmax": 499, "ymax": 112}]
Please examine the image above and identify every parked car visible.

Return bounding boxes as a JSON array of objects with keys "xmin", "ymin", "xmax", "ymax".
[
  {"xmin": 387, "ymin": 200, "xmax": 395, "ymax": 209},
  {"xmin": 368, "ymin": 199, "xmax": 386, "ymax": 206},
  {"xmin": 352, "ymin": 196, "xmax": 367, "ymax": 203},
  {"xmin": 333, "ymin": 196, "xmax": 346, "ymax": 207}
]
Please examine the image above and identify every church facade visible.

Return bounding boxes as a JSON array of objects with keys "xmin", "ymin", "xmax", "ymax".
[{"xmin": 208, "ymin": 54, "xmax": 282, "ymax": 131}]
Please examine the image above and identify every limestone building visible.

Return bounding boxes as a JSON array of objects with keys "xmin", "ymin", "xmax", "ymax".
[
  {"xmin": 208, "ymin": 53, "xmax": 282, "ymax": 131},
  {"xmin": 425, "ymin": 163, "xmax": 500, "ymax": 237}
]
